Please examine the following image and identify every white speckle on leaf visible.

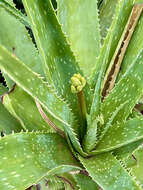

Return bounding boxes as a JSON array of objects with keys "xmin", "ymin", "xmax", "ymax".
[
  {"xmin": 14, "ymin": 174, "xmax": 20, "ymax": 178},
  {"xmin": 20, "ymin": 164, "xmax": 25, "ymax": 168},
  {"xmin": 3, "ymin": 157, "xmax": 7, "ymax": 160},
  {"xmin": 11, "ymin": 171, "xmax": 16, "ymax": 175},
  {"xmin": 1, "ymin": 178, "xmax": 7, "ymax": 181}
]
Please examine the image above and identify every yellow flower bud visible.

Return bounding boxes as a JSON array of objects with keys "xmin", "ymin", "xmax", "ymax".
[
  {"xmin": 71, "ymin": 73, "xmax": 86, "ymax": 93},
  {"xmin": 71, "ymin": 85, "xmax": 77, "ymax": 94}
]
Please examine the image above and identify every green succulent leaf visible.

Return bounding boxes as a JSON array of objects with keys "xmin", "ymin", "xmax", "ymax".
[
  {"xmin": 91, "ymin": 118, "xmax": 143, "ymax": 154},
  {"xmin": 90, "ymin": 0, "xmax": 134, "ymax": 89},
  {"xmin": 55, "ymin": 175, "xmax": 77, "ymax": 190},
  {"xmin": 57, "ymin": 0, "xmax": 101, "ymax": 77},
  {"xmin": 130, "ymin": 144, "xmax": 143, "ymax": 186},
  {"xmin": 60, "ymin": 173, "xmax": 79, "ymax": 190},
  {"xmin": 22, "ymin": 0, "xmax": 81, "ymax": 84},
  {"xmin": 83, "ymin": 0, "xmax": 122, "ymax": 151},
  {"xmin": 21, "ymin": 0, "xmax": 91, "ymax": 128},
  {"xmin": 115, "ymin": 141, "xmax": 143, "ymax": 187},
  {"xmin": 0, "ymin": 45, "xmax": 72, "ymax": 129},
  {"xmin": 2, "ymin": 85, "xmax": 55, "ymax": 132},
  {"xmin": 40, "ymin": 177, "xmax": 64, "ymax": 190},
  {"xmin": 0, "ymin": 0, "xmax": 30, "ymax": 27},
  {"xmin": 22, "ymin": 0, "xmax": 83, "ymax": 117},
  {"xmin": 0, "ymin": 45, "xmax": 87, "ymax": 156},
  {"xmin": 0, "ymin": 101, "xmax": 22, "ymax": 134},
  {"xmin": 99, "ymin": 49, "xmax": 143, "ymax": 143},
  {"xmin": 0, "ymin": 132, "xmax": 81, "ymax": 190},
  {"xmin": 99, "ymin": 0, "xmax": 118, "ymax": 42},
  {"xmin": 103, "ymin": 0, "xmax": 134, "ymax": 76},
  {"xmin": 0, "ymin": 6, "xmax": 44, "ymax": 88},
  {"xmin": 113, "ymin": 139, "xmax": 143, "ymax": 165},
  {"xmin": 42, "ymin": 180, "xmax": 64, "ymax": 190},
  {"xmin": 74, "ymin": 173, "xmax": 99, "ymax": 190},
  {"xmin": 0, "ymin": 0, "xmax": 143, "ymax": 189},
  {"xmin": 79, "ymin": 153, "xmax": 141, "ymax": 190},
  {"xmin": 117, "ymin": 6, "xmax": 143, "ymax": 81}
]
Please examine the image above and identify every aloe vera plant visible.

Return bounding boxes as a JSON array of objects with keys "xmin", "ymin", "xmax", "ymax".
[{"xmin": 0, "ymin": 0, "xmax": 143, "ymax": 189}]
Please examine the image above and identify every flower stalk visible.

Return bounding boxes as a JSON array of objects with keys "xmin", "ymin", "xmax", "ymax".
[{"xmin": 71, "ymin": 74, "xmax": 87, "ymax": 139}]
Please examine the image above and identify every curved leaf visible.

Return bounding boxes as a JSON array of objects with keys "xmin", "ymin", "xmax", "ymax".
[
  {"xmin": 84, "ymin": 1, "xmax": 123, "ymax": 151},
  {"xmin": 113, "ymin": 139, "xmax": 143, "ymax": 169},
  {"xmin": 79, "ymin": 153, "xmax": 141, "ymax": 190},
  {"xmin": 0, "ymin": 132, "xmax": 81, "ymax": 190},
  {"xmin": 0, "ymin": 101, "xmax": 22, "ymax": 134},
  {"xmin": 2, "ymin": 86, "xmax": 55, "ymax": 132},
  {"xmin": 99, "ymin": 0, "xmax": 118, "ymax": 42},
  {"xmin": 130, "ymin": 145, "xmax": 143, "ymax": 186},
  {"xmin": 0, "ymin": 45, "xmax": 73, "ymax": 129},
  {"xmin": 22, "ymin": 0, "xmax": 93, "ymax": 130},
  {"xmin": 22, "ymin": 0, "xmax": 82, "ymax": 114},
  {"xmin": 60, "ymin": 173, "xmax": 79, "ymax": 190},
  {"xmin": 57, "ymin": 0, "xmax": 101, "ymax": 77},
  {"xmin": 74, "ymin": 173, "xmax": 99, "ymax": 190},
  {"xmin": 103, "ymin": 0, "xmax": 134, "ymax": 76},
  {"xmin": 0, "ymin": 0, "xmax": 30, "ymax": 27},
  {"xmin": 117, "ymin": 6, "xmax": 143, "ymax": 81},
  {"xmin": 91, "ymin": 118, "xmax": 143, "ymax": 154},
  {"xmin": 90, "ymin": 0, "xmax": 134, "ymax": 88},
  {"xmin": 0, "ymin": 6, "xmax": 44, "ymax": 88},
  {"xmin": 99, "ymin": 50, "xmax": 143, "ymax": 143},
  {"xmin": 0, "ymin": 45, "xmax": 87, "ymax": 156}
]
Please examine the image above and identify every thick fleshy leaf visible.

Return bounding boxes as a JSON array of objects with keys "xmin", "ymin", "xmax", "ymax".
[
  {"xmin": 54, "ymin": 173, "xmax": 78, "ymax": 190},
  {"xmin": 101, "ymin": 5, "xmax": 143, "ymax": 105},
  {"xmin": 98, "ymin": 50, "xmax": 143, "ymax": 143},
  {"xmin": 90, "ymin": 0, "xmax": 124, "ymax": 90},
  {"xmin": 0, "ymin": 6, "xmax": 40, "ymax": 73},
  {"xmin": 113, "ymin": 139, "xmax": 143, "ymax": 168},
  {"xmin": 22, "ymin": 0, "xmax": 80, "ymax": 83},
  {"xmin": 0, "ymin": 101, "xmax": 23, "ymax": 134},
  {"xmin": 60, "ymin": 173, "xmax": 79, "ymax": 190},
  {"xmin": 130, "ymin": 145, "xmax": 143, "ymax": 186},
  {"xmin": 2, "ymin": 85, "xmax": 54, "ymax": 132},
  {"xmin": 0, "ymin": 0, "xmax": 30, "ymax": 27},
  {"xmin": 90, "ymin": 0, "xmax": 134, "ymax": 88},
  {"xmin": 99, "ymin": 0, "xmax": 118, "ymax": 42},
  {"xmin": 103, "ymin": 4, "xmax": 143, "ymax": 97},
  {"xmin": 91, "ymin": 118, "xmax": 143, "ymax": 154},
  {"xmin": 0, "ymin": 46, "xmax": 70, "ymax": 125},
  {"xmin": 0, "ymin": 46, "xmax": 86, "ymax": 156},
  {"xmin": 0, "ymin": 45, "xmax": 75, "ymax": 126},
  {"xmin": 22, "ymin": 0, "xmax": 83, "ymax": 120},
  {"xmin": 117, "ymin": 6, "xmax": 143, "ymax": 81},
  {"xmin": 39, "ymin": 177, "xmax": 64, "ymax": 190},
  {"xmin": 0, "ymin": 132, "xmax": 81, "ymax": 190},
  {"xmin": 57, "ymin": 0, "xmax": 101, "ymax": 77},
  {"xmin": 102, "ymin": 0, "xmax": 134, "ymax": 77},
  {"xmin": 83, "ymin": 1, "xmax": 122, "ymax": 151},
  {"xmin": 0, "ymin": 6, "xmax": 44, "ymax": 88},
  {"xmin": 115, "ymin": 141, "xmax": 143, "ymax": 188},
  {"xmin": 79, "ymin": 153, "xmax": 141, "ymax": 190},
  {"xmin": 112, "ymin": 140, "xmax": 143, "ymax": 189},
  {"xmin": 74, "ymin": 173, "xmax": 99, "ymax": 190}
]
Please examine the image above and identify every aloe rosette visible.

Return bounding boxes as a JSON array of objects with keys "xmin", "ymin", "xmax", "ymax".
[{"xmin": 0, "ymin": 0, "xmax": 143, "ymax": 189}]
